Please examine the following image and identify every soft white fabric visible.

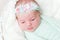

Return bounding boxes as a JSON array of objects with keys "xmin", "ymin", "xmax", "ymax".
[
  {"xmin": 36, "ymin": 0, "xmax": 60, "ymax": 19},
  {"xmin": 0, "ymin": 19, "xmax": 2, "ymax": 40}
]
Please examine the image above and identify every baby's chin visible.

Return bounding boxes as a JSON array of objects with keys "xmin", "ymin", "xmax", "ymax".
[{"xmin": 25, "ymin": 29, "xmax": 35, "ymax": 32}]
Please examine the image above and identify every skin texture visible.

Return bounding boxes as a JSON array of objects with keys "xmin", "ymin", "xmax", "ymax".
[{"xmin": 16, "ymin": 11, "xmax": 40, "ymax": 32}]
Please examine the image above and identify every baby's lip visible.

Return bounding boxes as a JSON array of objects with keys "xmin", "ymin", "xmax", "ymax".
[{"xmin": 27, "ymin": 27, "xmax": 33, "ymax": 30}]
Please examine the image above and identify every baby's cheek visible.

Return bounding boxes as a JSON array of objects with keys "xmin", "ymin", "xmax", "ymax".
[
  {"xmin": 20, "ymin": 25, "xmax": 27, "ymax": 30},
  {"xmin": 35, "ymin": 19, "xmax": 40, "ymax": 26}
]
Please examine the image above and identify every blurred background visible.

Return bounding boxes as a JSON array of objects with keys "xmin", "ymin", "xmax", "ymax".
[{"xmin": 0, "ymin": 0, "xmax": 9, "ymax": 16}]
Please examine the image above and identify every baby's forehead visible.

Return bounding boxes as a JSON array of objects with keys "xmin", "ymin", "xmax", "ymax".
[
  {"xmin": 18, "ymin": 11, "xmax": 38, "ymax": 18},
  {"xmin": 19, "ymin": 10, "xmax": 39, "ymax": 16}
]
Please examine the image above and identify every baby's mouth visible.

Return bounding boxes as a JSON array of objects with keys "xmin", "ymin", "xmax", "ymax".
[{"xmin": 27, "ymin": 27, "xmax": 34, "ymax": 30}]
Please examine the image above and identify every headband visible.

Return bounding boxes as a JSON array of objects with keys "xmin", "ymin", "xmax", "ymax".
[{"xmin": 16, "ymin": 2, "xmax": 40, "ymax": 13}]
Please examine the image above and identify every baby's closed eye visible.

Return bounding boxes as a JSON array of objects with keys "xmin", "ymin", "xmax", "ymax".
[{"xmin": 31, "ymin": 17, "xmax": 36, "ymax": 21}]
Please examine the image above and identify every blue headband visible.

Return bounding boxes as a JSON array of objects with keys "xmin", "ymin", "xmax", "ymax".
[{"xmin": 16, "ymin": 2, "xmax": 40, "ymax": 13}]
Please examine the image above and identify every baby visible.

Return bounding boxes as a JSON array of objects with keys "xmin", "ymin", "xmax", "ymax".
[{"xmin": 15, "ymin": 0, "xmax": 60, "ymax": 40}]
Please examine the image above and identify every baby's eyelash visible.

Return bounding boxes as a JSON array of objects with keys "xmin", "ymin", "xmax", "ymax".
[{"xmin": 21, "ymin": 21, "xmax": 25, "ymax": 23}]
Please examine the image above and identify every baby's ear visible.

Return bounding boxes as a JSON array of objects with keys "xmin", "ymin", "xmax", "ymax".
[
  {"xmin": 16, "ymin": 15, "xmax": 19, "ymax": 20},
  {"xmin": 15, "ymin": 13, "xmax": 19, "ymax": 20}
]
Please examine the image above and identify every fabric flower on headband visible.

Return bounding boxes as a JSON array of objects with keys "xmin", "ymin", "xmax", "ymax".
[{"xmin": 16, "ymin": 2, "xmax": 40, "ymax": 13}]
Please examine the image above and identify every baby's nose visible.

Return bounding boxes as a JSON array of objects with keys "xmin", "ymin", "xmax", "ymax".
[{"xmin": 27, "ymin": 22, "xmax": 32, "ymax": 26}]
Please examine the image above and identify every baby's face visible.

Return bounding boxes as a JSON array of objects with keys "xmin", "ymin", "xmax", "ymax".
[{"xmin": 16, "ymin": 11, "xmax": 40, "ymax": 32}]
